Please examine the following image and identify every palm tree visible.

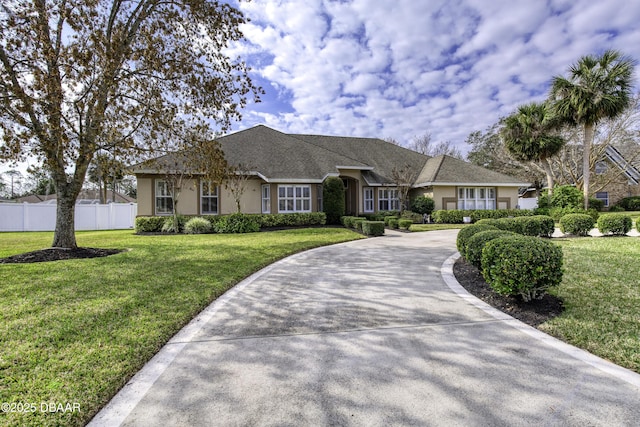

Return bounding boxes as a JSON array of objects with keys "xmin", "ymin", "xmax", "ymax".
[
  {"xmin": 549, "ymin": 49, "xmax": 635, "ymax": 209},
  {"xmin": 501, "ymin": 102, "xmax": 565, "ymax": 195}
]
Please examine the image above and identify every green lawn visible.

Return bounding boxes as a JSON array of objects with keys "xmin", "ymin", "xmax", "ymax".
[
  {"xmin": 0, "ymin": 228, "xmax": 363, "ymax": 427},
  {"xmin": 541, "ymin": 237, "xmax": 640, "ymax": 373},
  {"xmin": 409, "ymin": 223, "xmax": 467, "ymax": 232}
]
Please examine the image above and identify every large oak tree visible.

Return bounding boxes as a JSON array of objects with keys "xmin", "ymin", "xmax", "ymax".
[{"xmin": 0, "ymin": 0, "xmax": 261, "ymax": 248}]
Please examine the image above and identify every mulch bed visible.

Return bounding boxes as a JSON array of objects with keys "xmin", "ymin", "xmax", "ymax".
[
  {"xmin": 453, "ymin": 257, "xmax": 564, "ymax": 327},
  {"xmin": 0, "ymin": 248, "xmax": 124, "ymax": 264}
]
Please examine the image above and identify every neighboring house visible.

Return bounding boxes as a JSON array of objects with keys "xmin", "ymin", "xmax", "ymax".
[
  {"xmin": 592, "ymin": 146, "xmax": 640, "ymax": 208},
  {"xmin": 133, "ymin": 125, "xmax": 529, "ymax": 216}
]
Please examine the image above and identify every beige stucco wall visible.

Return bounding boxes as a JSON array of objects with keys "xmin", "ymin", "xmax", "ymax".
[
  {"xmin": 411, "ymin": 185, "xmax": 521, "ymax": 211},
  {"xmin": 220, "ymin": 179, "xmax": 264, "ymax": 214},
  {"xmin": 174, "ymin": 178, "xmax": 199, "ymax": 216},
  {"xmin": 137, "ymin": 177, "xmax": 153, "ymax": 216},
  {"xmin": 496, "ymin": 187, "xmax": 518, "ymax": 210},
  {"xmin": 433, "ymin": 186, "xmax": 457, "ymax": 210}
]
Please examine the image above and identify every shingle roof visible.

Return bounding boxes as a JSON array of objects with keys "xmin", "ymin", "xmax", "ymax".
[
  {"xmin": 133, "ymin": 125, "xmax": 529, "ymax": 187},
  {"xmin": 415, "ymin": 155, "xmax": 529, "ymax": 187}
]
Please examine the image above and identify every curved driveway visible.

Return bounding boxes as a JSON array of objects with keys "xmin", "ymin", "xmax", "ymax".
[{"xmin": 90, "ymin": 230, "xmax": 640, "ymax": 426}]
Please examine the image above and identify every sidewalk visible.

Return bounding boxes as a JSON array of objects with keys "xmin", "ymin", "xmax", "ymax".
[{"xmin": 89, "ymin": 230, "xmax": 640, "ymax": 426}]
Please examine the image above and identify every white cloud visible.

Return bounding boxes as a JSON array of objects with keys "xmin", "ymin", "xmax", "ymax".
[{"xmin": 233, "ymin": 0, "xmax": 640, "ymax": 152}]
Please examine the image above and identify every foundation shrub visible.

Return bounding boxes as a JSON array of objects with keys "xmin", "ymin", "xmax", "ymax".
[
  {"xmin": 466, "ymin": 230, "xmax": 517, "ymax": 268},
  {"xmin": 184, "ymin": 217, "xmax": 213, "ymax": 234},
  {"xmin": 411, "ymin": 196, "xmax": 435, "ymax": 215},
  {"xmin": 384, "ymin": 215, "xmax": 399, "ymax": 225},
  {"xmin": 388, "ymin": 218, "xmax": 399, "ymax": 229},
  {"xmin": 559, "ymin": 213, "xmax": 595, "ymax": 236},
  {"xmin": 322, "ymin": 176, "xmax": 346, "ymax": 225},
  {"xmin": 617, "ymin": 196, "xmax": 640, "ymax": 211},
  {"xmin": 353, "ymin": 218, "xmax": 366, "ymax": 231},
  {"xmin": 213, "ymin": 213, "xmax": 260, "ymax": 233},
  {"xmin": 597, "ymin": 213, "xmax": 632, "ymax": 236},
  {"xmin": 481, "ymin": 235, "xmax": 563, "ymax": 302},
  {"xmin": 398, "ymin": 219, "xmax": 413, "ymax": 230},
  {"xmin": 455, "ymin": 223, "xmax": 498, "ymax": 256},
  {"xmin": 362, "ymin": 221, "xmax": 385, "ymax": 236},
  {"xmin": 134, "ymin": 216, "xmax": 166, "ymax": 233},
  {"xmin": 161, "ymin": 215, "xmax": 186, "ymax": 233}
]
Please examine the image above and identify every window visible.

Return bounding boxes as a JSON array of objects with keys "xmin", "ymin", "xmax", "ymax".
[
  {"xmin": 278, "ymin": 185, "xmax": 311, "ymax": 212},
  {"xmin": 378, "ymin": 188, "xmax": 399, "ymax": 211},
  {"xmin": 364, "ymin": 187, "xmax": 374, "ymax": 213},
  {"xmin": 595, "ymin": 191, "xmax": 609, "ymax": 207},
  {"xmin": 458, "ymin": 187, "xmax": 496, "ymax": 210},
  {"xmin": 262, "ymin": 184, "xmax": 271, "ymax": 213},
  {"xmin": 201, "ymin": 181, "xmax": 219, "ymax": 214},
  {"xmin": 155, "ymin": 180, "xmax": 173, "ymax": 215}
]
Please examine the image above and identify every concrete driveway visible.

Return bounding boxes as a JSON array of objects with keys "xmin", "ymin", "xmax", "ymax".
[{"xmin": 90, "ymin": 230, "xmax": 640, "ymax": 426}]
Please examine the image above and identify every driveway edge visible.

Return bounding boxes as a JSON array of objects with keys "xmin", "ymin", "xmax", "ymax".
[{"xmin": 441, "ymin": 252, "xmax": 640, "ymax": 389}]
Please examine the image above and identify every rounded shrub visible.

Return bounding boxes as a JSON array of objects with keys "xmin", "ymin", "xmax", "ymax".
[
  {"xmin": 474, "ymin": 219, "xmax": 496, "ymax": 226},
  {"xmin": 481, "ymin": 235, "xmax": 563, "ymax": 302},
  {"xmin": 322, "ymin": 176, "xmax": 345, "ymax": 225},
  {"xmin": 184, "ymin": 217, "xmax": 213, "ymax": 234},
  {"xmin": 410, "ymin": 196, "xmax": 435, "ymax": 215},
  {"xmin": 384, "ymin": 215, "xmax": 398, "ymax": 225},
  {"xmin": 492, "ymin": 217, "xmax": 519, "ymax": 233},
  {"xmin": 398, "ymin": 219, "xmax": 413, "ymax": 230},
  {"xmin": 465, "ymin": 229, "xmax": 517, "ymax": 268},
  {"xmin": 597, "ymin": 213, "xmax": 632, "ymax": 236},
  {"xmin": 550, "ymin": 185, "xmax": 583, "ymax": 209},
  {"xmin": 135, "ymin": 216, "xmax": 166, "ymax": 233},
  {"xmin": 388, "ymin": 218, "xmax": 399, "ymax": 229},
  {"xmin": 161, "ymin": 215, "xmax": 186, "ymax": 233},
  {"xmin": 455, "ymin": 223, "xmax": 498, "ymax": 256},
  {"xmin": 618, "ymin": 196, "xmax": 640, "ymax": 211},
  {"xmin": 559, "ymin": 213, "xmax": 595, "ymax": 236},
  {"xmin": 362, "ymin": 221, "xmax": 385, "ymax": 236},
  {"xmin": 517, "ymin": 215, "xmax": 555, "ymax": 237}
]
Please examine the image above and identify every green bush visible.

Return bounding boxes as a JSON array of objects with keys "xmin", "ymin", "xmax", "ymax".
[
  {"xmin": 637, "ymin": 217, "xmax": 640, "ymax": 232},
  {"xmin": 597, "ymin": 213, "xmax": 632, "ymax": 236},
  {"xmin": 213, "ymin": 213, "xmax": 260, "ymax": 233},
  {"xmin": 481, "ymin": 235, "xmax": 563, "ymax": 302},
  {"xmin": 400, "ymin": 210, "xmax": 422, "ymax": 223},
  {"xmin": 518, "ymin": 215, "xmax": 555, "ymax": 237},
  {"xmin": 161, "ymin": 215, "xmax": 186, "ymax": 233},
  {"xmin": 608, "ymin": 205, "xmax": 625, "ymax": 212},
  {"xmin": 353, "ymin": 218, "xmax": 366, "ymax": 231},
  {"xmin": 384, "ymin": 215, "xmax": 398, "ymax": 225},
  {"xmin": 398, "ymin": 219, "xmax": 413, "ymax": 230},
  {"xmin": 134, "ymin": 216, "xmax": 166, "ymax": 233},
  {"xmin": 433, "ymin": 209, "xmax": 535, "ymax": 224},
  {"xmin": 492, "ymin": 217, "xmax": 519, "ymax": 233},
  {"xmin": 588, "ymin": 197, "xmax": 605, "ymax": 211},
  {"xmin": 256, "ymin": 212, "xmax": 326, "ymax": 228},
  {"xmin": 388, "ymin": 218, "xmax": 399, "ymax": 229},
  {"xmin": 322, "ymin": 177, "xmax": 345, "ymax": 225},
  {"xmin": 550, "ymin": 185, "xmax": 583, "ymax": 209},
  {"xmin": 184, "ymin": 217, "xmax": 213, "ymax": 234},
  {"xmin": 550, "ymin": 207, "xmax": 599, "ymax": 222},
  {"xmin": 617, "ymin": 196, "xmax": 640, "ymax": 211},
  {"xmin": 433, "ymin": 210, "xmax": 465, "ymax": 224},
  {"xmin": 559, "ymin": 213, "xmax": 594, "ymax": 236},
  {"xmin": 455, "ymin": 223, "xmax": 498, "ymax": 256},
  {"xmin": 473, "ymin": 218, "xmax": 496, "ymax": 226},
  {"xmin": 411, "ymin": 196, "xmax": 435, "ymax": 215},
  {"xmin": 465, "ymin": 230, "xmax": 517, "ymax": 268},
  {"xmin": 362, "ymin": 221, "xmax": 385, "ymax": 236}
]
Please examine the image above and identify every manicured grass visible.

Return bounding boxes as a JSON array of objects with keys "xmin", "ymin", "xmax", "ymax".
[
  {"xmin": 410, "ymin": 223, "xmax": 467, "ymax": 232},
  {"xmin": 0, "ymin": 228, "xmax": 363, "ymax": 427},
  {"xmin": 540, "ymin": 237, "xmax": 640, "ymax": 373}
]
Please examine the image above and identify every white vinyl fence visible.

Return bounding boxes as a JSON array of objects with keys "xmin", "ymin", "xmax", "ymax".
[{"xmin": 0, "ymin": 203, "xmax": 137, "ymax": 232}]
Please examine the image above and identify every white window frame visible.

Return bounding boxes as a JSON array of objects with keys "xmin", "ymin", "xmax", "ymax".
[
  {"xmin": 458, "ymin": 187, "xmax": 496, "ymax": 210},
  {"xmin": 278, "ymin": 185, "xmax": 312, "ymax": 213},
  {"xmin": 262, "ymin": 184, "xmax": 271, "ymax": 214},
  {"xmin": 378, "ymin": 188, "xmax": 399, "ymax": 211},
  {"xmin": 201, "ymin": 181, "xmax": 219, "ymax": 215},
  {"xmin": 364, "ymin": 187, "xmax": 374, "ymax": 213},
  {"xmin": 595, "ymin": 191, "xmax": 609, "ymax": 207},
  {"xmin": 155, "ymin": 179, "xmax": 173, "ymax": 215}
]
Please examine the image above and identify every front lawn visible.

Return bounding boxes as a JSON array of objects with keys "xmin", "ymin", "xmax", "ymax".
[
  {"xmin": 541, "ymin": 237, "xmax": 640, "ymax": 373},
  {"xmin": 0, "ymin": 228, "xmax": 363, "ymax": 427}
]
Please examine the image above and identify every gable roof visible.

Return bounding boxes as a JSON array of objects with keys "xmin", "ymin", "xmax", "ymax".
[
  {"xmin": 604, "ymin": 145, "xmax": 640, "ymax": 185},
  {"xmin": 133, "ymin": 125, "xmax": 529, "ymax": 187},
  {"xmin": 415, "ymin": 155, "xmax": 529, "ymax": 187}
]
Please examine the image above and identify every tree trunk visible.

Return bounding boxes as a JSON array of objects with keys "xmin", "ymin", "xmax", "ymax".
[
  {"xmin": 541, "ymin": 159, "xmax": 555, "ymax": 196},
  {"xmin": 52, "ymin": 186, "xmax": 79, "ymax": 248},
  {"xmin": 583, "ymin": 123, "xmax": 594, "ymax": 210}
]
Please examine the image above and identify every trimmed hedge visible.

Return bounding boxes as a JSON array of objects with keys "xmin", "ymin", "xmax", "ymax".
[
  {"xmin": 255, "ymin": 212, "xmax": 326, "ymax": 228},
  {"xmin": 388, "ymin": 218, "xmax": 399, "ymax": 229},
  {"xmin": 638, "ymin": 217, "xmax": 640, "ymax": 233},
  {"xmin": 398, "ymin": 219, "xmax": 413, "ymax": 230},
  {"xmin": 550, "ymin": 207, "xmax": 599, "ymax": 222},
  {"xmin": 617, "ymin": 196, "xmax": 640, "ymax": 211},
  {"xmin": 597, "ymin": 213, "xmax": 632, "ymax": 236},
  {"xmin": 481, "ymin": 235, "xmax": 563, "ymax": 302},
  {"xmin": 456, "ymin": 223, "xmax": 498, "ymax": 257},
  {"xmin": 212, "ymin": 213, "xmax": 260, "ymax": 233},
  {"xmin": 353, "ymin": 218, "xmax": 366, "ymax": 231},
  {"xmin": 559, "ymin": 213, "xmax": 594, "ymax": 236},
  {"xmin": 383, "ymin": 215, "xmax": 399, "ymax": 225},
  {"xmin": 135, "ymin": 216, "xmax": 166, "ymax": 233},
  {"xmin": 362, "ymin": 221, "xmax": 385, "ymax": 236},
  {"xmin": 184, "ymin": 217, "xmax": 213, "ymax": 234},
  {"xmin": 465, "ymin": 230, "xmax": 517, "ymax": 268},
  {"xmin": 486, "ymin": 215, "xmax": 555, "ymax": 237},
  {"xmin": 433, "ymin": 209, "xmax": 534, "ymax": 224}
]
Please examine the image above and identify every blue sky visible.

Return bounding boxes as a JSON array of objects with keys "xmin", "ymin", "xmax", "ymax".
[{"xmin": 228, "ymin": 0, "xmax": 640, "ymax": 151}]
